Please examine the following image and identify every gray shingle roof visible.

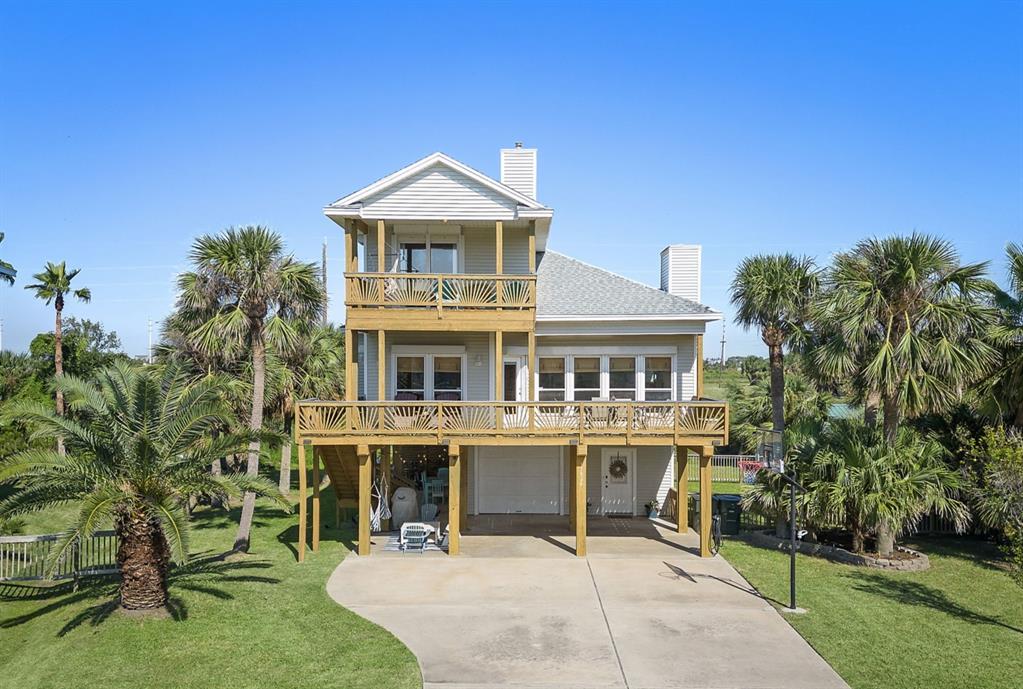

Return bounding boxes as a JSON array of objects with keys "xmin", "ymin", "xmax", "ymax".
[{"xmin": 535, "ymin": 251, "xmax": 716, "ymax": 318}]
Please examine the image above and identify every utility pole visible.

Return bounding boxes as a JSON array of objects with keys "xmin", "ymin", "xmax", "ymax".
[
  {"xmin": 322, "ymin": 236, "xmax": 328, "ymax": 325},
  {"xmin": 147, "ymin": 319, "xmax": 153, "ymax": 364},
  {"xmin": 0, "ymin": 318, "xmax": 4, "ymax": 353},
  {"xmin": 719, "ymin": 321, "xmax": 727, "ymax": 369}
]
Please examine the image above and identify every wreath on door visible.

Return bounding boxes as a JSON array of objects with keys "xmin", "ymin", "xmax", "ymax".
[{"xmin": 608, "ymin": 457, "xmax": 628, "ymax": 480}]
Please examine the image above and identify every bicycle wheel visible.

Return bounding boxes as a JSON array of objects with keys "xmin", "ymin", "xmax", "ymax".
[{"xmin": 711, "ymin": 514, "xmax": 722, "ymax": 555}]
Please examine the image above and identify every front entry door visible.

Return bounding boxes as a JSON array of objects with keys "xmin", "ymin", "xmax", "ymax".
[{"xmin": 601, "ymin": 448, "xmax": 636, "ymax": 516}]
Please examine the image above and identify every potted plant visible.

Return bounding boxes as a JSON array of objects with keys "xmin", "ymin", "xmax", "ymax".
[{"xmin": 645, "ymin": 499, "xmax": 660, "ymax": 519}]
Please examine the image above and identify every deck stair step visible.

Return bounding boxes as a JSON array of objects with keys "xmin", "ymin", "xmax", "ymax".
[{"xmin": 319, "ymin": 445, "xmax": 359, "ymax": 506}]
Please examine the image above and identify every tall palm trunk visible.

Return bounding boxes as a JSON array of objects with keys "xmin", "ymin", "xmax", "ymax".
[
  {"xmin": 863, "ymin": 389, "xmax": 880, "ymax": 427},
  {"xmin": 278, "ymin": 423, "xmax": 292, "ymax": 496},
  {"xmin": 116, "ymin": 511, "xmax": 171, "ymax": 611},
  {"xmin": 54, "ymin": 295, "xmax": 65, "ymax": 456},
  {"xmin": 234, "ymin": 327, "xmax": 266, "ymax": 552},
  {"xmin": 876, "ymin": 392, "xmax": 901, "ymax": 558},
  {"xmin": 766, "ymin": 335, "xmax": 785, "ymax": 433}
]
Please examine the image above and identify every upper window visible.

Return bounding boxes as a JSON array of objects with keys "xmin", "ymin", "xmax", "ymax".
[
  {"xmin": 538, "ymin": 357, "xmax": 566, "ymax": 401},
  {"xmin": 609, "ymin": 357, "xmax": 636, "ymax": 401},
  {"xmin": 396, "ymin": 356, "xmax": 426, "ymax": 400},
  {"xmin": 433, "ymin": 356, "xmax": 462, "ymax": 401},
  {"xmin": 573, "ymin": 357, "xmax": 601, "ymax": 401},
  {"xmin": 430, "ymin": 243, "xmax": 457, "ymax": 274},
  {"xmin": 644, "ymin": 356, "xmax": 672, "ymax": 401},
  {"xmin": 398, "ymin": 239, "xmax": 457, "ymax": 274}
]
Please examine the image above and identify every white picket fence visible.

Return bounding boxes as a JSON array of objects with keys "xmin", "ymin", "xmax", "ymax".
[
  {"xmin": 686, "ymin": 454, "xmax": 757, "ymax": 483},
  {"xmin": 0, "ymin": 530, "xmax": 118, "ymax": 582}
]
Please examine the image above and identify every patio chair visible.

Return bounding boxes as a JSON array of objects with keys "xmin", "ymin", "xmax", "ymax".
[
  {"xmin": 400, "ymin": 522, "xmax": 429, "ymax": 554},
  {"xmin": 420, "ymin": 503, "xmax": 439, "ymax": 522}
]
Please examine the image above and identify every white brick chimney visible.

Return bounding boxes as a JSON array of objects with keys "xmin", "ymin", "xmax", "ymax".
[
  {"xmin": 660, "ymin": 244, "xmax": 702, "ymax": 303},
  {"xmin": 500, "ymin": 143, "xmax": 537, "ymax": 199}
]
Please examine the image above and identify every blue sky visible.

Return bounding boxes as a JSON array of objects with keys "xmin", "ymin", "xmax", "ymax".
[{"xmin": 1, "ymin": 1, "xmax": 1020, "ymax": 357}]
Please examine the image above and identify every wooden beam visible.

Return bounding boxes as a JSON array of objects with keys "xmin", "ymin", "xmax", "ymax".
[
  {"xmin": 376, "ymin": 220, "xmax": 385, "ymax": 273},
  {"xmin": 377, "ymin": 330, "xmax": 386, "ymax": 402},
  {"xmin": 448, "ymin": 445, "xmax": 461, "ymax": 555},
  {"xmin": 527, "ymin": 330, "xmax": 536, "ymax": 401},
  {"xmin": 344, "ymin": 221, "xmax": 356, "ymax": 274},
  {"xmin": 575, "ymin": 445, "xmax": 587, "ymax": 557},
  {"xmin": 495, "ymin": 220, "xmax": 503, "ymax": 275},
  {"xmin": 696, "ymin": 334, "xmax": 705, "ymax": 399},
  {"xmin": 344, "ymin": 327, "xmax": 355, "ymax": 401},
  {"xmin": 528, "ymin": 220, "xmax": 536, "ymax": 273},
  {"xmin": 699, "ymin": 447, "xmax": 713, "ymax": 557},
  {"xmin": 494, "ymin": 330, "xmax": 504, "ymax": 403},
  {"xmin": 297, "ymin": 441, "xmax": 308, "ymax": 563},
  {"xmin": 312, "ymin": 447, "xmax": 321, "ymax": 552},
  {"xmin": 676, "ymin": 446, "xmax": 689, "ymax": 534},
  {"xmin": 345, "ymin": 308, "xmax": 535, "ymax": 334},
  {"xmin": 357, "ymin": 446, "xmax": 372, "ymax": 556}
]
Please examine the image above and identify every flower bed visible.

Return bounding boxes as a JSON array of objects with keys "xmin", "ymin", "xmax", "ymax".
[{"xmin": 744, "ymin": 530, "xmax": 931, "ymax": 571}]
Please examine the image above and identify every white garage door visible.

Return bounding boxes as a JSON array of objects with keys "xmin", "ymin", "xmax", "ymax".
[{"xmin": 476, "ymin": 447, "xmax": 562, "ymax": 514}]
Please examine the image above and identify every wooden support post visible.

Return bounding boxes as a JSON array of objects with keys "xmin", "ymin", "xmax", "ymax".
[
  {"xmin": 569, "ymin": 446, "xmax": 576, "ymax": 530},
  {"xmin": 351, "ymin": 222, "xmax": 360, "ymax": 271},
  {"xmin": 696, "ymin": 334, "xmax": 705, "ymax": 398},
  {"xmin": 699, "ymin": 447, "xmax": 713, "ymax": 557},
  {"xmin": 495, "ymin": 220, "xmax": 503, "ymax": 274},
  {"xmin": 377, "ymin": 330, "xmax": 386, "ymax": 402},
  {"xmin": 344, "ymin": 327, "xmax": 355, "ymax": 401},
  {"xmin": 344, "ymin": 221, "xmax": 356, "ymax": 274},
  {"xmin": 312, "ymin": 447, "xmax": 321, "ymax": 552},
  {"xmin": 527, "ymin": 330, "xmax": 536, "ymax": 402},
  {"xmin": 676, "ymin": 446, "xmax": 689, "ymax": 533},
  {"xmin": 357, "ymin": 445, "xmax": 372, "ymax": 556},
  {"xmin": 575, "ymin": 445, "xmax": 588, "ymax": 557},
  {"xmin": 460, "ymin": 447, "xmax": 469, "ymax": 530},
  {"xmin": 495, "ymin": 330, "xmax": 504, "ymax": 402},
  {"xmin": 528, "ymin": 220, "xmax": 536, "ymax": 273},
  {"xmin": 448, "ymin": 445, "xmax": 461, "ymax": 555},
  {"xmin": 376, "ymin": 220, "xmax": 385, "ymax": 273},
  {"xmin": 297, "ymin": 441, "xmax": 308, "ymax": 563}
]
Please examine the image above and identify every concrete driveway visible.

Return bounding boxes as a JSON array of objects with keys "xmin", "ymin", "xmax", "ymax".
[{"xmin": 327, "ymin": 523, "xmax": 848, "ymax": 689}]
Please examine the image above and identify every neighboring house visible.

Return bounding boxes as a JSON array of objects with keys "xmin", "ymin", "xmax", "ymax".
[{"xmin": 294, "ymin": 145, "xmax": 728, "ymax": 559}]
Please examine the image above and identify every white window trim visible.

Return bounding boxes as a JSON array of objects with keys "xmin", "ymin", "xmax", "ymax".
[
  {"xmin": 532, "ymin": 353, "xmax": 678, "ymax": 402},
  {"xmin": 390, "ymin": 345, "xmax": 468, "ymax": 401},
  {"xmin": 537, "ymin": 355, "xmax": 567, "ymax": 402},
  {"xmin": 392, "ymin": 224, "xmax": 465, "ymax": 274}
]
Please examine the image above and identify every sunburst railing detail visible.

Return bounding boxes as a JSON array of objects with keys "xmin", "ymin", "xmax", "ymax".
[
  {"xmin": 296, "ymin": 400, "xmax": 727, "ymax": 445},
  {"xmin": 345, "ymin": 273, "xmax": 536, "ymax": 311}
]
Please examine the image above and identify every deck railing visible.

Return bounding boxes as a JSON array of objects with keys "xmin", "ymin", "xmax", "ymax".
[
  {"xmin": 296, "ymin": 400, "xmax": 728, "ymax": 444},
  {"xmin": 345, "ymin": 273, "xmax": 536, "ymax": 311},
  {"xmin": 0, "ymin": 530, "xmax": 118, "ymax": 582}
]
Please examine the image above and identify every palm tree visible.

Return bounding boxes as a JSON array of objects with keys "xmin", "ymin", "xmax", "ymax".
[
  {"xmin": 802, "ymin": 419, "xmax": 969, "ymax": 554},
  {"xmin": 730, "ymin": 254, "xmax": 819, "ymax": 435},
  {"xmin": 816, "ymin": 234, "xmax": 996, "ymax": 449},
  {"xmin": 175, "ymin": 226, "xmax": 324, "ymax": 552},
  {"xmin": 0, "ymin": 233, "xmax": 16, "ymax": 285},
  {"xmin": 24, "ymin": 262, "xmax": 91, "ymax": 454},
  {"xmin": 981, "ymin": 242, "xmax": 1023, "ymax": 426},
  {"xmin": 0, "ymin": 363, "xmax": 285, "ymax": 611}
]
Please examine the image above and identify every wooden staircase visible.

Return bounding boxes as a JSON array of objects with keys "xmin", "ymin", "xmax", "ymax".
[{"xmin": 319, "ymin": 445, "xmax": 359, "ymax": 508}]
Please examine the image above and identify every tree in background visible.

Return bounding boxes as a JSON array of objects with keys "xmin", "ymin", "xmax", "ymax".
[
  {"xmin": 23, "ymin": 262, "xmax": 91, "ymax": 454},
  {"xmin": 980, "ymin": 242, "xmax": 1023, "ymax": 427},
  {"xmin": 813, "ymin": 234, "xmax": 995, "ymax": 556},
  {"xmin": 0, "ymin": 232, "xmax": 16, "ymax": 285},
  {"xmin": 730, "ymin": 254, "xmax": 819, "ymax": 437},
  {"xmin": 0, "ymin": 363, "xmax": 286, "ymax": 611},
  {"xmin": 174, "ymin": 226, "xmax": 324, "ymax": 552},
  {"xmin": 29, "ymin": 317, "xmax": 127, "ymax": 379},
  {"xmin": 969, "ymin": 427, "xmax": 1023, "ymax": 588}
]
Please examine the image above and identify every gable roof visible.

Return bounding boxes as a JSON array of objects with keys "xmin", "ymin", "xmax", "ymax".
[
  {"xmin": 536, "ymin": 251, "xmax": 719, "ymax": 320},
  {"xmin": 325, "ymin": 152, "xmax": 550, "ymax": 214}
]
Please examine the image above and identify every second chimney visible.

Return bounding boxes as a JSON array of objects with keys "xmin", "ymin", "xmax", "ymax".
[
  {"xmin": 500, "ymin": 144, "xmax": 537, "ymax": 199},
  {"xmin": 660, "ymin": 244, "xmax": 702, "ymax": 303}
]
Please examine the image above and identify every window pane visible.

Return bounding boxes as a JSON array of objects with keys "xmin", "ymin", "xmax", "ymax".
[
  {"xmin": 609, "ymin": 389, "xmax": 636, "ymax": 401},
  {"xmin": 574, "ymin": 389, "xmax": 601, "ymax": 401},
  {"xmin": 645, "ymin": 356, "xmax": 672, "ymax": 390},
  {"xmin": 574, "ymin": 357, "xmax": 600, "ymax": 389},
  {"xmin": 539, "ymin": 390, "xmax": 566, "ymax": 402},
  {"xmin": 434, "ymin": 356, "xmax": 461, "ymax": 391},
  {"xmin": 609, "ymin": 357, "xmax": 636, "ymax": 389},
  {"xmin": 539, "ymin": 357, "xmax": 565, "ymax": 393},
  {"xmin": 401, "ymin": 243, "xmax": 427, "ymax": 273},
  {"xmin": 645, "ymin": 390, "xmax": 671, "ymax": 401},
  {"xmin": 430, "ymin": 243, "xmax": 456, "ymax": 274},
  {"xmin": 397, "ymin": 356, "xmax": 425, "ymax": 392},
  {"xmin": 504, "ymin": 363, "xmax": 518, "ymax": 402}
]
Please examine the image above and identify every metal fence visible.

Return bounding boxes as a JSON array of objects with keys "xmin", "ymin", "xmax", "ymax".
[
  {"xmin": 0, "ymin": 530, "xmax": 118, "ymax": 582},
  {"xmin": 686, "ymin": 454, "xmax": 756, "ymax": 483}
]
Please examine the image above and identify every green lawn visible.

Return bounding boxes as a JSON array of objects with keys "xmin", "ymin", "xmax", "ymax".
[
  {"xmin": 0, "ymin": 490, "xmax": 421, "ymax": 689},
  {"xmin": 724, "ymin": 536, "xmax": 1023, "ymax": 689}
]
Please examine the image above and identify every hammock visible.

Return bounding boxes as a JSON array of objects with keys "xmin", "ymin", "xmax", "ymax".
[{"xmin": 370, "ymin": 470, "xmax": 391, "ymax": 533}]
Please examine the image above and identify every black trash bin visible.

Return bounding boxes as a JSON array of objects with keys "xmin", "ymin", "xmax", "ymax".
[{"xmin": 713, "ymin": 494, "xmax": 742, "ymax": 535}]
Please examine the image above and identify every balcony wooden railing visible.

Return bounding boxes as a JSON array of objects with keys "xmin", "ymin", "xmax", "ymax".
[
  {"xmin": 295, "ymin": 400, "xmax": 728, "ymax": 446},
  {"xmin": 345, "ymin": 273, "xmax": 536, "ymax": 311}
]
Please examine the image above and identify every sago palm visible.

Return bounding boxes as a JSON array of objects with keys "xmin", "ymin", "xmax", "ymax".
[
  {"xmin": 24, "ymin": 261, "xmax": 91, "ymax": 454},
  {"xmin": 175, "ymin": 226, "xmax": 324, "ymax": 552},
  {"xmin": 0, "ymin": 363, "xmax": 286, "ymax": 611},
  {"xmin": 730, "ymin": 254, "xmax": 819, "ymax": 435}
]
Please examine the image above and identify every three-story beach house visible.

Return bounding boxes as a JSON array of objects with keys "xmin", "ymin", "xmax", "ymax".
[{"xmin": 294, "ymin": 145, "xmax": 728, "ymax": 558}]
